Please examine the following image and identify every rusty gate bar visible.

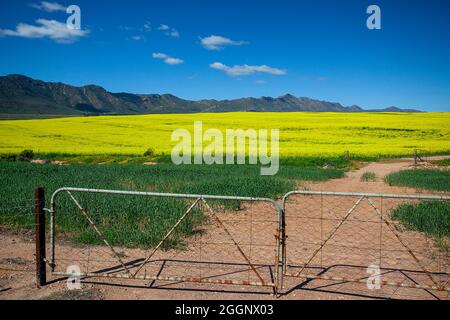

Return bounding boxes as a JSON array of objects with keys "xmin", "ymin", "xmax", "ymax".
[
  {"xmin": 284, "ymin": 272, "xmax": 446, "ymax": 292},
  {"xmin": 51, "ymin": 272, "xmax": 275, "ymax": 287},
  {"xmin": 281, "ymin": 191, "xmax": 450, "ymax": 294},
  {"xmin": 48, "ymin": 187, "xmax": 283, "ymax": 293}
]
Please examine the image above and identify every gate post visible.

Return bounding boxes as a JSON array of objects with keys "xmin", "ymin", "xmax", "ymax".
[
  {"xmin": 274, "ymin": 206, "xmax": 286, "ymax": 295},
  {"xmin": 35, "ymin": 187, "xmax": 46, "ymax": 287}
]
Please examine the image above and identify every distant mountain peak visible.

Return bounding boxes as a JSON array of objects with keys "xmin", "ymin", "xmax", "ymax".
[
  {"xmin": 0, "ymin": 74, "xmax": 422, "ymax": 117},
  {"xmin": 6, "ymin": 74, "xmax": 32, "ymax": 79},
  {"xmin": 280, "ymin": 93, "xmax": 296, "ymax": 99}
]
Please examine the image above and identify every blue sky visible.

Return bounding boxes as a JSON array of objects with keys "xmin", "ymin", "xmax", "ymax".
[{"xmin": 0, "ymin": 0, "xmax": 449, "ymax": 111}]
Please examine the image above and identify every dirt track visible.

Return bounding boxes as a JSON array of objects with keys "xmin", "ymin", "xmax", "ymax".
[{"xmin": 0, "ymin": 157, "xmax": 449, "ymax": 300}]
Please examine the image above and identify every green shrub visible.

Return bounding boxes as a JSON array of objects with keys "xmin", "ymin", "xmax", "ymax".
[
  {"xmin": 143, "ymin": 148, "xmax": 155, "ymax": 157},
  {"xmin": 361, "ymin": 172, "xmax": 376, "ymax": 182},
  {"xmin": 434, "ymin": 159, "xmax": 450, "ymax": 166},
  {"xmin": 19, "ymin": 150, "xmax": 34, "ymax": 161},
  {"xmin": 0, "ymin": 154, "xmax": 17, "ymax": 162}
]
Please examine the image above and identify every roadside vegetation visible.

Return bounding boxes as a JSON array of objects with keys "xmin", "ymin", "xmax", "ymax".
[
  {"xmin": 385, "ymin": 169, "xmax": 450, "ymax": 192},
  {"xmin": 433, "ymin": 158, "xmax": 450, "ymax": 167},
  {"xmin": 387, "ymin": 169, "xmax": 450, "ymax": 252},
  {"xmin": 0, "ymin": 152, "xmax": 357, "ymax": 168}
]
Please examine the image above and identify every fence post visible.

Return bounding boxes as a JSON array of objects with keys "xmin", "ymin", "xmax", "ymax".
[
  {"xmin": 344, "ymin": 150, "xmax": 350, "ymax": 161},
  {"xmin": 35, "ymin": 187, "xmax": 46, "ymax": 287}
]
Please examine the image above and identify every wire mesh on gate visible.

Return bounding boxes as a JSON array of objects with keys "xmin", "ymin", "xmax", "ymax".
[
  {"xmin": 48, "ymin": 188, "xmax": 282, "ymax": 294},
  {"xmin": 281, "ymin": 191, "xmax": 450, "ymax": 300},
  {"xmin": 0, "ymin": 198, "xmax": 38, "ymax": 275},
  {"xmin": 0, "ymin": 198, "xmax": 39, "ymax": 296}
]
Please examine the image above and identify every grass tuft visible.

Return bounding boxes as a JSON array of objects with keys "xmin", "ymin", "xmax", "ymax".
[{"xmin": 360, "ymin": 172, "xmax": 376, "ymax": 182}]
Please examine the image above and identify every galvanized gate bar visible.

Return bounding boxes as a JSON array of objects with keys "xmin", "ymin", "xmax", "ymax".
[{"xmin": 282, "ymin": 191, "xmax": 450, "ymax": 202}]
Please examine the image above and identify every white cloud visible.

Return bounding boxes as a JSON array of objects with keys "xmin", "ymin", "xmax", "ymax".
[
  {"xmin": 144, "ymin": 21, "xmax": 151, "ymax": 32},
  {"xmin": 158, "ymin": 24, "xmax": 170, "ymax": 31},
  {"xmin": 152, "ymin": 53, "xmax": 168, "ymax": 59},
  {"xmin": 200, "ymin": 35, "xmax": 246, "ymax": 50},
  {"xmin": 209, "ymin": 62, "xmax": 286, "ymax": 76},
  {"xmin": 152, "ymin": 52, "xmax": 184, "ymax": 65},
  {"xmin": 0, "ymin": 19, "xmax": 89, "ymax": 43},
  {"xmin": 119, "ymin": 26, "xmax": 133, "ymax": 31},
  {"xmin": 157, "ymin": 24, "xmax": 179, "ymax": 37},
  {"xmin": 31, "ymin": 1, "xmax": 66, "ymax": 12},
  {"xmin": 169, "ymin": 29, "xmax": 179, "ymax": 38},
  {"xmin": 131, "ymin": 35, "xmax": 142, "ymax": 41},
  {"xmin": 165, "ymin": 57, "xmax": 183, "ymax": 65}
]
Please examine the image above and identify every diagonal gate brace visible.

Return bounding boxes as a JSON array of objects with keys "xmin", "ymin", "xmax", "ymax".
[
  {"xmin": 132, "ymin": 197, "xmax": 201, "ymax": 277},
  {"xmin": 366, "ymin": 198, "xmax": 442, "ymax": 291},
  {"xmin": 200, "ymin": 198, "xmax": 266, "ymax": 284},
  {"xmin": 294, "ymin": 195, "xmax": 365, "ymax": 277},
  {"xmin": 66, "ymin": 191, "xmax": 133, "ymax": 277}
]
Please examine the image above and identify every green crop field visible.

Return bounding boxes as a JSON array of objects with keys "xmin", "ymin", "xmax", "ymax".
[{"xmin": 0, "ymin": 162, "xmax": 343, "ymax": 247}]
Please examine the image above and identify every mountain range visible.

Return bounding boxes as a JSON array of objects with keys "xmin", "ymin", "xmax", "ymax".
[{"xmin": 0, "ymin": 74, "xmax": 421, "ymax": 118}]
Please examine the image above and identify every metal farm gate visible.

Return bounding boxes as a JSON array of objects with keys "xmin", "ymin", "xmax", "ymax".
[
  {"xmin": 44, "ymin": 188, "xmax": 283, "ymax": 294},
  {"xmin": 281, "ymin": 191, "xmax": 450, "ymax": 299},
  {"xmin": 31, "ymin": 187, "xmax": 450, "ymax": 298}
]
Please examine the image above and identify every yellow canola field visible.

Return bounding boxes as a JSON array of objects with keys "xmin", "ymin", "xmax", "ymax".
[{"xmin": 0, "ymin": 112, "xmax": 449, "ymax": 157}]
